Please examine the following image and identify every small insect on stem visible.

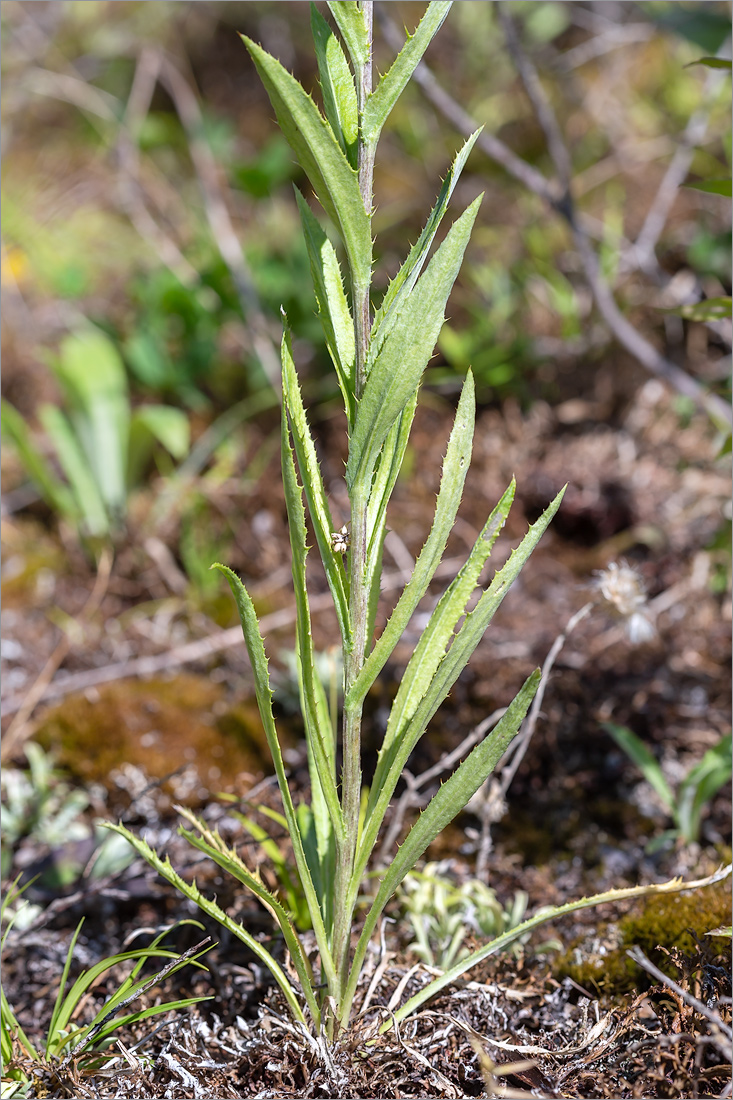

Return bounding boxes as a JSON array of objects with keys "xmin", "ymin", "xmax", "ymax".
[{"xmin": 330, "ymin": 524, "xmax": 350, "ymax": 555}]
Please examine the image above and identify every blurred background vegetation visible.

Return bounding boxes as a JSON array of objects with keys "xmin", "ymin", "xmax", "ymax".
[{"xmin": 1, "ymin": 0, "xmax": 730, "ymax": 614}]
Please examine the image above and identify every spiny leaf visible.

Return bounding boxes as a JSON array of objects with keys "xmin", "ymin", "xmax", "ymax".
[
  {"xmin": 346, "ymin": 195, "xmax": 482, "ymax": 491},
  {"xmin": 242, "ymin": 35, "xmax": 371, "ymax": 287}
]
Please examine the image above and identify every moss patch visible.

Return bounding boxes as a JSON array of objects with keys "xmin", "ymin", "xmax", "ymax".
[
  {"xmin": 35, "ymin": 675, "xmax": 274, "ymax": 810},
  {"xmin": 555, "ymin": 879, "xmax": 732, "ymax": 996}
]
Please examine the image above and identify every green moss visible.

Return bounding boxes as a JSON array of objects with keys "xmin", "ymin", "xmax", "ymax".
[
  {"xmin": 35, "ymin": 675, "xmax": 275, "ymax": 809},
  {"xmin": 554, "ymin": 881, "xmax": 732, "ymax": 997}
]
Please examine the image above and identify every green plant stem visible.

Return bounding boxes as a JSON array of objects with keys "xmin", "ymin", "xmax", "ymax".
[{"xmin": 332, "ymin": 0, "xmax": 375, "ymax": 1013}]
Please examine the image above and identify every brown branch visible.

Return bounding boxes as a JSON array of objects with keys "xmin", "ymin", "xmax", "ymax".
[{"xmin": 376, "ymin": 7, "xmax": 731, "ymax": 428}]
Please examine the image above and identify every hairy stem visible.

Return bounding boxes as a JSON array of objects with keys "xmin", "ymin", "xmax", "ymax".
[{"xmin": 332, "ymin": 0, "xmax": 375, "ymax": 1012}]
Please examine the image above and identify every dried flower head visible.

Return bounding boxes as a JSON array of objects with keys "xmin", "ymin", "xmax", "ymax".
[{"xmin": 595, "ymin": 560, "xmax": 656, "ymax": 644}]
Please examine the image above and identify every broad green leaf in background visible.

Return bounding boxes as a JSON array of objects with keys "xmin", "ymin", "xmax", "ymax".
[
  {"xmin": 39, "ymin": 405, "xmax": 109, "ymax": 537},
  {"xmin": 676, "ymin": 732, "xmax": 732, "ymax": 843},
  {"xmin": 127, "ymin": 405, "xmax": 190, "ymax": 488},
  {"xmin": 362, "ymin": 2, "xmax": 453, "ymax": 145},
  {"xmin": 242, "ymin": 36, "xmax": 371, "ymax": 288},
  {"xmin": 346, "ymin": 195, "xmax": 482, "ymax": 490}
]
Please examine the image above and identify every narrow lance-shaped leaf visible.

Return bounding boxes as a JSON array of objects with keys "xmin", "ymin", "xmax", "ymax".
[
  {"xmin": 390, "ymin": 865, "xmax": 733, "ymax": 1026},
  {"xmin": 355, "ymin": 488, "xmax": 565, "ymax": 886},
  {"xmin": 101, "ymin": 823, "xmax": 309, "ymax": 1027},
  {"xmin": 347, "ymin": 195, "xmax": 482, "ymax": 491},
  {"xmin": 1, "ymin": 399, "xmax": 78, "ymax": 523},
  {"xmin": 342, "ymin": 671, "xmax": 540, "ymax": 1019},
  {"xmin": 369, "ymin": 480, "xmax": 515, "ymax": 808},
  {"xmin": 362, "ymin": 2, "xmax": 453, "ymax": 145},
  {"xmin": 311, "ymin": 4, "xmax": 358, "ymax": 166},
  {"xmin": 242, "ymin": 36, "xmax": 371, "ymax": 289},
  {"xmin": 174, "ymin": 808, "xmax": 321, "ymax": 1025},
  {"xmin": 40, "ymin": 404, "xmax": 109, "ymax": 538},
  {"xmin": 280, "ymin": 397, "xmax": 345, "ymax": 840},
  {"xmin": 349, "ymin": 372, "xmax": 476, "ymax": 706},
  {"xmin": 281, "ymin": 321, "xmax": 351, "ymax": 642},
  {"xmin": 295, "ymin": 191, "xmax": 356, "ymax": 425},
  {"xmin": 211, "ymin": 563, "xmax": 339, "ymax": 992},
  {"xmin": 326, "ymin": 1, "xmax": 368, "ymax": 70},
  {"xmin": 370, "ymin": 130, "xmax": 482, "ymax": 361}
]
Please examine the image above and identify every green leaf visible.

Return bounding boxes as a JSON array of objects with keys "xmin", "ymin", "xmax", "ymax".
[
  {"xmin": 671, "ymin": 296, "xmax": 732, "ymax": 322},
  {"xmin": 242, "ymin": 35, "xmax": 371, "ymax": 287},
  {"xmin": 358, "ymin": 487, "xmax": 564, "ymax": 874},
  {"xmin": 362, "ymin": 2, "xmax": 453, "ymax": 145},
  {"xmin": 212, "ymin": 563, "xmax": 338, "ymax": 992},
  {"xmin": 39, "ymin": 404, "xmax": 109, "ymax": 538},
  {"xmin": 349, "ymin": 373, "xmax": 476, "ymax": 706},
  {"xmin": 48, "ymin": 330, "xmax": 130, "ymax": 516},
  {"xmin": 684, "ymin": 178, "xmax": 732, "ymax": 196},
  {"xmin": 604, "ymin": 724, "xmax": 675, "ymax": 813},
  {"xmin": 280, "ymin": 390, "xmax": 346, "ymax": 840},
  {"xmin": 685, "ymin": 56, "xmax": 733, "ymax": 69},
  {"xmin": 346, "ymin": 195, "xmax": 482, "ymax": 490},
  {"xmin": 101, "ymin": 823, "xmax": 309, "ymax": 1027},
  {"xmin": 373, "ymin": 480, "xmax": 514, "ymax": 787},
  {"xmin": 370, "ymin": 130, "xmax": 482, "ymax": 360},
  {"xmin": 326, "ymin": 1, "xmax": 368, "ymax": 69},
  {"xmin": 389, "ymin": 865, "xmax": 733, "ymax": 1025},
  {"xmin": 281, "ymin": 323, "xmax": 351, "ymax": 643},
  {"xmin": 46, "ymin": 919, "xmax": 85, "ymax": 1057},
  {"xmin": 343, "ymin": 671, "xmax": 540, "ymax": 1016},
  {"xmin": 363, "ymin": 392, "xmax": 419, "ymax": 644},
  {"xmin": 130, "ymin": 406, "xmax": 190, "ymax": 460},
  {"xmin": 174, "ymin": 808, "xmax": 321, "ymax": 1025},
  {"xmin": 311, "ymin": 4, "xmax": 358, "ymax": 167},
  {"xmin": 675, "ymin": 733, "xmax": 732, "ymax": 843},
  {"xmin": 1, "ymin": 399, "xmax": 78, "ymax": 522},
  {"xmin": 294, "ymin": 190, "xmax": 356, "ymax": 424}
]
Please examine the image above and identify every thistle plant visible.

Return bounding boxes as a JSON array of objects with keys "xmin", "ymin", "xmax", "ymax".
[{"xmin": 107, "ymin": 1, "xmax": 731, "ymax": 1038}]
